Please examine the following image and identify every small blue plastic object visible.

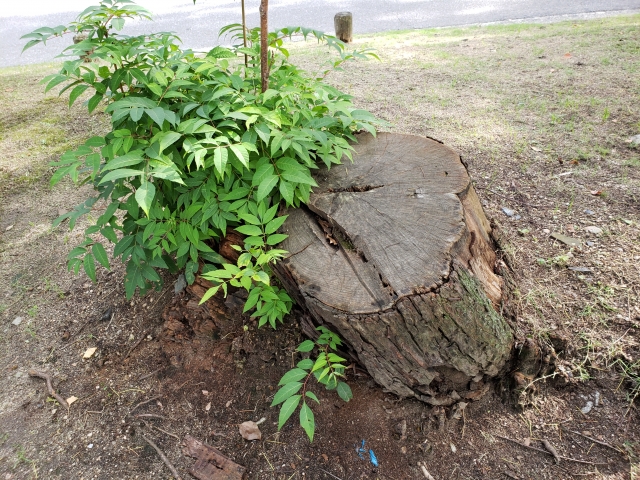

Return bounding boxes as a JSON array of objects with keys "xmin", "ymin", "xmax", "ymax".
[
  {"xmin": 356, "ymin": 439, "xmax": 366, "ymax": 459},
  {"xmin": 369, "ymin": 449, "xmax": 379, "ymax": 467},
  {"xmin": 355, "ymin": 440, "xmax": 379, "ymax": 467}
]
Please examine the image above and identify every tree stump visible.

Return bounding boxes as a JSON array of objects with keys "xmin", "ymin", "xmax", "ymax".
[
  {"xmin": 273, "ymin": 133, "xmax": 515, "ymax": 405},
  {"xmin": 334, "ymin": 12, "xmax": 353, "ymax": 43}
]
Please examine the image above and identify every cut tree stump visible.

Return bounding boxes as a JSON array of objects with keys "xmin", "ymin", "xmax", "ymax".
[{"xmin": 273, "ymin": 132, "xmax": 515, "ymax": 405}]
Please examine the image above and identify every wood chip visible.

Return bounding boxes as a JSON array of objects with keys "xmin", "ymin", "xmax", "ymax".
[
  {"xmin": 550, "ymin": 232, "xmax": 581, "ymax": 247},
  {"xmin": 83, "ymin": 347, "xmax": 97, "ymax": 359},
  {"xmin": 182, "ymin": 435, "xmax": 246, "ymax": 480}
]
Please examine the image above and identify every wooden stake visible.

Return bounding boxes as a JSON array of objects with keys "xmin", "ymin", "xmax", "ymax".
[
  {"xmin": 241, "ymin": 0, "xmax": 248, "ymax": 67},
  {"xmin": 259, "ymin": 0, "xmax": 269, "ymax": 91},
  {"xmin": 334, "ymin": 12, "xmax": 353, "ymax": 43}
]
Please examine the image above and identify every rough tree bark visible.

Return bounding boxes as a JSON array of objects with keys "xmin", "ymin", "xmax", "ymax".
[{"xmin": 272, "ymin": 133, "xmax": 515, "ymax": 405}]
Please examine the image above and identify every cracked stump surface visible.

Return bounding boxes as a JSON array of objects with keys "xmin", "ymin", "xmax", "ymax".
[{"xmin": 274, "ymin": 132, "xmax": 514, "ymax": 403}]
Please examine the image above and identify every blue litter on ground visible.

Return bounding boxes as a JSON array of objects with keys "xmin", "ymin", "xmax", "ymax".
[
  {"xmin": 355, "ymin": 439, "xmax": 379, "ymax": 467},
  {"xmin": 369, "ymin": 449, "xmax": 379, "ymax": 467}
]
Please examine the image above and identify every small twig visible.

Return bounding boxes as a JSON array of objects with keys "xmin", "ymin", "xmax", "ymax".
[
  {"xmin": 153, "ymin": 426, "xmax": 180, "ymax": 440},
  {"xmin": 28, "ymin": 369, "xmax": 68, "ymax": 409},
  {"xmin": 58, "ymin": 335, "xmax": 86, "ymax": 352},
  {"xmin": 141, "ymin": 434, "xmax": 182, "ymax": 480},
  {"xmin": 474, "ymin": 185, "xmax": 540, "ymax": 208},
  {"xmin": 542, "ymin": 439, "xmax": 560, "ymax": 464},
  {"xmin": 135, "ymin": 414, "xmax": 167, "ymax": 420},
  {"xmin": 138, "ymin": 368, "xmax": 163, "ymax": 382},
  {"xmin": 130, "ymin": 395, "xmax": 162, "ymax": 414},
  {"xmin": 418, "ymin": 462, "xmax": 436, "ymax": 480},
  {"xmin": 495, "ymin": 435, "xmax": 609, "ymax": 466},
  {"xmin": 105, "ymin": 310, "xmax": 116, "ymax": 331},
  {"xmin": 73, "ymin": 317, "xmax": 93, "ymax": 337},
  {"xmin": 122, "ymin": 328, "xmax": 151, "ymax": 362},
  {"xmin": 141, "ymin": 419, "xmax": 179, "ymax": 440},
  {"xmin": 561, "ymin": 427, "xmax": 624, "ymax": 454},
  {"xmin": 318, "ymin": 468, "xmax": 344, "ymax": 480}
]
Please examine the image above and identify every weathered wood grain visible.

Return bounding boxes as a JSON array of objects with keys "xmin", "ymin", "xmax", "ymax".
[{"xmin": 274, "ymin": 132, "xmax": 514, "ymax": 402}]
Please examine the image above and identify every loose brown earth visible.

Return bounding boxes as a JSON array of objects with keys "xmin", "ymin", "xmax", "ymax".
[{"xmin": 1, "ymin": 15, "xmax": 639, "ymax": 480}]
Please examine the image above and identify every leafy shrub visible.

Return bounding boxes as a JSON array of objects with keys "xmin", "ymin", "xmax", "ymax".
[{"xmin": 23, "ymin": 0, "xmax": 381, "ymax": 440}]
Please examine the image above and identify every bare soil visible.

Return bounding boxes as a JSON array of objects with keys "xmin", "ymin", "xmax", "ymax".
[{"xmin": 1, "ymin": 15, "xmax": 639, "ymax": 480}]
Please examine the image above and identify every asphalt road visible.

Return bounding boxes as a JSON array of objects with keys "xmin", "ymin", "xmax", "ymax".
[{"xmin": 2, "ymin": 0, "xmax": 639, "ymax": 67}]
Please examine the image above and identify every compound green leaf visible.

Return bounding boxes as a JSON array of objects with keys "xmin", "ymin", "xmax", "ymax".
[
  {"xmin": 297, "ymin": 340, "xmax": 315, "ymax": 353},
  {"xmin": 299, "ymin": 401, "xmax": 315, "ymax": 442},
  {"xmin": 111, "ymin": 17, "xmax": 125, "ymax": 31},
  {"xmin": 213, "ymin": 147, "xmax": 228, "ymax": 175},
  {"xmin": 305, "ymin": 391, "xmax": 320, "ymax": 403},
  {"xmin": 265, "ymin": 215, "xmax": 288, "ymax": 234},
  {"xmin": 229, "ymin": 144, "xmax": 249, "ymax": 169},
  {"xmin": 278, "ymin": 368, "xmax": 308, "ymax": 386},
  {"xmin": 102, "ymin": 151, "xmax": 144, "ymax": 171},
  {"xmin": 145, "ymin": 107, "xmax": 165, "ymax": 127},
  {"xmin": 87, "ymin": 93, "xmax": 103, "ymax": 113},
  {"xmin": 279, "ymin": 180, "xmax": 294, "ymax": 205},
  {"xmin": 156, "ymin": 131, "xmax": 182, "ymax": 153},
  {"xmin": 136, "ymin": 180, "xmax": 156, "ymax": 217},
  {"xmin": 256, "ymin": 175, "xmax": 278, "ymax": 203},
  {"xmin": 278, "ymin": 395, "xmax": 301, "ymax": 430},
  {"xmin": 336, "ymin": 381, "xmax": 353, "ymax": 402},
  {"xmin": 83, "ymin": 253, "xmax": 96, "ymax": 282},
  {"xmin": 92, "ymin": 243, "xmax": 110, "ymax": 269},
  {"xmin": 99, "ymin": 168, "xmax": 144, "ymax": 184},
  {"xmin": 297, "ymin": 359, "xmax": 314, "ymax": 370},
  {"xmin": 271, "ymin": 382, "xmax": 302, "ymax": 407},
  {"xmin": 69, "ymin": 84, "xmax": 90, "ymax": 107}
]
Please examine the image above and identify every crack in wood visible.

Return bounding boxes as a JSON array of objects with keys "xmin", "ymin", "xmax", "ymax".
[{"xmin": 327, "ymin": 184, "xmax": 384, "ymax": 193}]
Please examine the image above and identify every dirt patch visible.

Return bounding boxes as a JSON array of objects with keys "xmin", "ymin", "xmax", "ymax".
[{"xmin": 1, "ymin": 15, "xmax": 640, "ymax": 480}]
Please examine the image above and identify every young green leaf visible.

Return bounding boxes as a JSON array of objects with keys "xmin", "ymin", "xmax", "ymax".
[
  {"xmin": 305, "ymin": 391, "xmax": 320, "ymax": 403},
  {"xmin": 92, "ymin": 243, "xmax": 110, "ymax": 269},
  {"xmin": 83, "ymin": 253, "xmax": 96, "ymax": 282},
  {"xmin": 135, "ymin": 180, "xmax": 156, "ymax": 217},
  {"xmin": 336, "ymin": 381, "xmax": 353, "ymax": 402},
  {"xmin": 271, "ymin": 382, "xmax": 303, "ymax": 407},
  {"xmin": 278, "ymin": 394, "xmax": 301, "ymax": 430},
  {"xmin": 145, "ymin": 107, "xmax": 165, "ymax": 127},
  {"xmin": 299, "ymin": 401, "xmax": 315, "ymax": 442},
  {"xmin": 297, "ymin": 359, "xmax": 314, "ymax": 370},
  {"xmin": 297, "ymin": 340, "xmax": 315, "ymax": 353},
  {"xmin": 199, "ymin": 284, "xmax": 220, "ymax": 304},
  {"xmin": 278, "ymin": 368, "xmax": 308, "ymax": 386}
]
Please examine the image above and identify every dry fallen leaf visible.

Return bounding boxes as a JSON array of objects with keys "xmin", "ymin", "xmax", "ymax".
[
  {"xmin": 590, "ymin": 190, "xmax": 602, "ymax": 196},
  {"xmin": 66, "ymin": 396, "xmax": 78, "ymax": 406},
  {"xmin": 205, "ymin": 402, "xmax": 211, "ymax": 412},
  {"xmin": 239, "ymin": 421, "xmax": 262, "ymax": 441},
  {"xmin": 83, "ymin": 347, "xmax": 97, "ymax": 359}
]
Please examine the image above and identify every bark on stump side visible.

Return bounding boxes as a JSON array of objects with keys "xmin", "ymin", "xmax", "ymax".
[
  {"xmin": 273, "ymin": 132, "xmax": 514, "ymax": 405},
  {"xmin": 334, "ymin": 12, "xmax": 353, "ymax": 43}
]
